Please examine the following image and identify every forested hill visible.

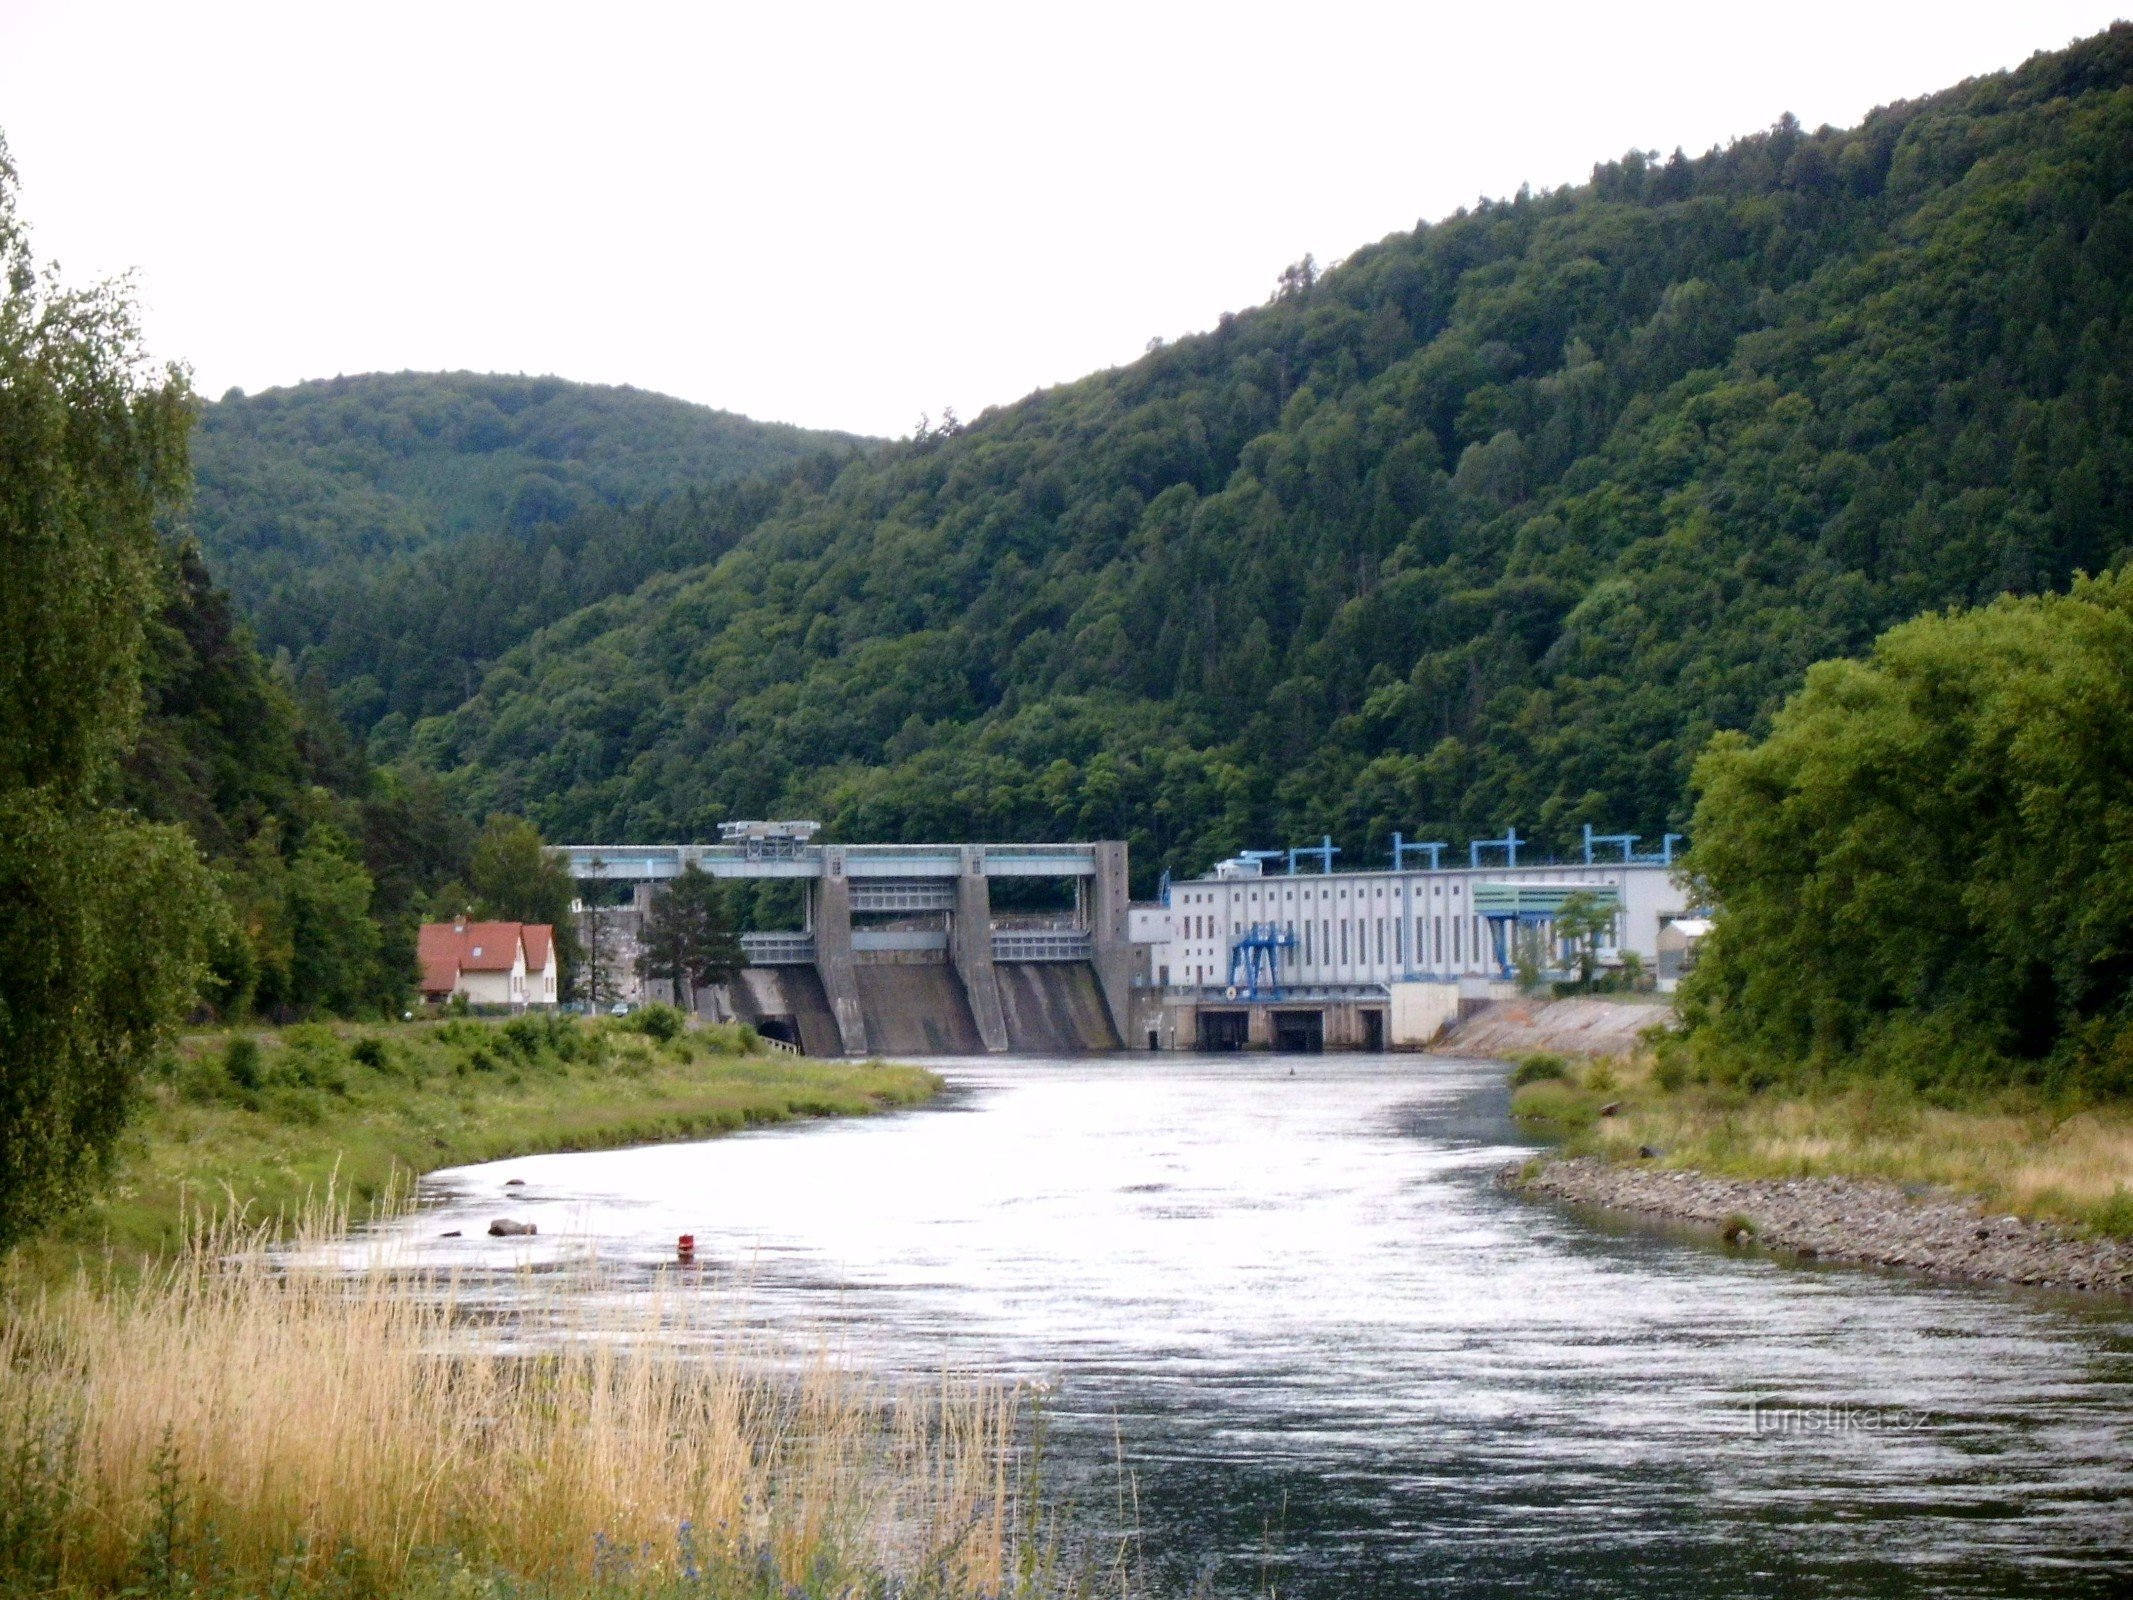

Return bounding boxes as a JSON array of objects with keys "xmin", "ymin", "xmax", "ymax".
[
  {"xmin": 188, "ymin": 372, "xmax": 870, "ymax": 731},
  {"xmin": 408, "ymin": 27, "xmax": 2133, "ymax": 889}
]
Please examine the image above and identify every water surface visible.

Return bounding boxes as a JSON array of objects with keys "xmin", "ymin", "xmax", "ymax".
[{"xmin": 384, "ymin": 1055, "xmax": 2133, "ymax": 1597}]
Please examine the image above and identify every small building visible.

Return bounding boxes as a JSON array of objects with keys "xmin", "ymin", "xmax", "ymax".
[
  {"xmin": 1655, "ymin": 916, "xmax": 1711, "ymax": 992},
  {"xmin": 417, "ymin": 919, "xmax": 558, "ymax": 1010}
]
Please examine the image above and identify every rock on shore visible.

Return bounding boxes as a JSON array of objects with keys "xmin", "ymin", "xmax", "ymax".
[{"xmin": 1502, "ymin": 1156, "xmax": 2133, "ymax": 1296}]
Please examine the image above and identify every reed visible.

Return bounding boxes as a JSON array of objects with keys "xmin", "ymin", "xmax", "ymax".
[{"xmin": 0, "ymin": 1201, "xmax": 1063, "ymax": 1600}]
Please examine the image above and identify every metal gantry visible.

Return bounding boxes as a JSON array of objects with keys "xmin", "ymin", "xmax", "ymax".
[{"xmin": 1227, "ymin": 921, "xmax": 1298, "ymax": 999}]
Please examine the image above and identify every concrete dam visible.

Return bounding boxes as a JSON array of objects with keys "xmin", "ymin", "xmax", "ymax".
[{"xmin": 557, "ymin": 831, "xmax": 1129, "ymax": 1056}]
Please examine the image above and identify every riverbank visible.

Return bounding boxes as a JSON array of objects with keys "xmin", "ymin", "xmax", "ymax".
[
  {"xmin": 1504, "ymin": 1155, "xmax": 2133, "ymax": 1294},
  {"xmin": 8, "ymin": 1012, "xmax": 938, "ymax": 1278},
  {"xmin": 1489, "ymin": 1016, "xmax": 2133, "ymax": 1295}
]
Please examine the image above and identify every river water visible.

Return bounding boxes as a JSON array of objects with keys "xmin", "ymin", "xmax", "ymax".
[{"xmin": 382, "ymin": 1054, "xmax": 2133, "ymax": 1597}]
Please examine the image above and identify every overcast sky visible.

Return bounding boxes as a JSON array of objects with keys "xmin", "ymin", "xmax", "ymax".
[{"xmin": 1, "ymin": 2, "xmax": 2124, "ymax": 438}]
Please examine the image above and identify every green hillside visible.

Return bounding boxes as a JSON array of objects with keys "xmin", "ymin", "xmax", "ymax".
[
  {"xmin": 188, "ymin": 372, "xmax": 870, "ymax": 729},
  {"xmin": 403, "ymin": 29, "xmax": 2133, "ymax": 888}
]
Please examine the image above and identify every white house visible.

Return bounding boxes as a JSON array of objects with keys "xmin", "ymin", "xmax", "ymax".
[{"xmin": 417, "ymin": 919, "xmax": 558, "ymax": 1009}]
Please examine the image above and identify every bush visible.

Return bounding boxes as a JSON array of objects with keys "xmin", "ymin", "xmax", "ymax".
[
  {"xmin": 1510, "ymin": 1053, "xmax": 1569, "ymax": 1088},
  {"xmin": 2092, "ymin": 1189, "xmax": 2133, "ymax": 1239},
  {"xmin": 222, "ymin": 1036, "xmax": 262, "ymax": 1091},
  {"xmin": 620, "ymin": 1003, "xmax": 688, "ymax": 1043},
  {"xmin": 349, "ymin": 1035, "xmax": 390, "ymax": 1072}
]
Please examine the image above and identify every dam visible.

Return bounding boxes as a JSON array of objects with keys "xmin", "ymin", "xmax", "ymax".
[{"xmin": 555, "ymin": 826, "xmax": 1129, "ymax": 1056}]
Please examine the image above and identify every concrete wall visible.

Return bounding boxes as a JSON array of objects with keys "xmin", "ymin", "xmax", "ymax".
[
  {"xmin": 995, "ymin": 962, "xmax": 1122, "ymax": 1052},
  {"xmin": 1389, "ymin": 981, "xmax": 1461, "ymax": 1047}
]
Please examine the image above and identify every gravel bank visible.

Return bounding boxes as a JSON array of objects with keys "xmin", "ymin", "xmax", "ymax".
[{"xmin": 1503, "ymin": 1155, "xmax": 2133, "ymax": 1296}]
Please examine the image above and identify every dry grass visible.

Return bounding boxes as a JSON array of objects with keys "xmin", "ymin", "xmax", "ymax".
[
  {"xmin": 1511, "ymin": 1055, "xmax": 2133, "ymax": 1234},
  {"xmin": 0, "ymin": 1201, "xmax": 1093, "ymax": 1600}
]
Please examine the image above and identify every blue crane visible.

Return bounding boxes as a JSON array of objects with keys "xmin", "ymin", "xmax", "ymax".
[{"xmin": 1227, "ymin": 922, "xmax": 1298, "ymax": 999}]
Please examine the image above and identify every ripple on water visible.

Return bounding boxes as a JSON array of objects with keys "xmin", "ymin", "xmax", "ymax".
[{"xmin": 361, "ymin": 1054, "xmax": 2133, "ymax": 1599}]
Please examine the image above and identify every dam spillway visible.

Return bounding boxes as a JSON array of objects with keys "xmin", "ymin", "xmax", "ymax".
[{"xmin": 558, "ymin": 832, "xmax": 1131, "ymax": 1056}]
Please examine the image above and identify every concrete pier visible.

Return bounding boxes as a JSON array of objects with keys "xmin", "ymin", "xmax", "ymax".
[
  {"xmin": 952, "ymin": 846, "xmax": 1010, "ymax": 1052},
  {"xmin": 812, "ymin": 848, "xmax": 871, "ymax": 1055}
]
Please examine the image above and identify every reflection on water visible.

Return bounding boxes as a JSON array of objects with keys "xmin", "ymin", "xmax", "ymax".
[{"xmin": 371, "ymin": 1055, "xmax": 2133, "ymax": 1597}]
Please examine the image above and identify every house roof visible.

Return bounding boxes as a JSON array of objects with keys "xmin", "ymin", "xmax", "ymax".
[
  {"xmin": 522, "ymin": 923, "xmax": 554, "ymax": 971},
  {"xmin": 418, "ymin": 920, "xmax": 542, "ymax": 995}
]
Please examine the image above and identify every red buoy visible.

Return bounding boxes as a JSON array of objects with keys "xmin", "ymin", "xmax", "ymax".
[{"xmin": 676, "ymin": 1233, "xmax": 696, "ymax": 1264}]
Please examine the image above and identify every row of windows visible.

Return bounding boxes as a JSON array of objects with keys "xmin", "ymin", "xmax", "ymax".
[{"xmin": 1169, "ymin": 912, "xmax": 1618, "ymax": 972}]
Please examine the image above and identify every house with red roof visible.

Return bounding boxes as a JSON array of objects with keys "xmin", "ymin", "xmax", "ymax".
[{"xmin": 417, "ymin": 918, "xmax": 559, "ymax": 1010}]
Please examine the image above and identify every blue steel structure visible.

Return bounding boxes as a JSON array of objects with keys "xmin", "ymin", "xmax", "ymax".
[
  {"xmin": 1227, "ymin": 921, "xmax": 1298, "ymax": 999},
  {"xmin": 1469, "ymin": 827, "xmax": 1524, "ymax": 869},
  {"xmin": 1287, "ymin": 836, "xmax": 1340, "ymax": 874},
  {"xmin": 1390, "ymin": 832, "xmax": 1447, "ymax": 871}
]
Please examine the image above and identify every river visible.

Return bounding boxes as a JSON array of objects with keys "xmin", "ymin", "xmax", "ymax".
[{"xmin": 382, "ymin": 1054, "xmax": 2133, "ymax": 1597}]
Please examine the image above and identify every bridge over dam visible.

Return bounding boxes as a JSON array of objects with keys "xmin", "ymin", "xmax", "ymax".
[{"xmin": 554, "ymin": 830, "xmax": 1129, "ymax": 1056}]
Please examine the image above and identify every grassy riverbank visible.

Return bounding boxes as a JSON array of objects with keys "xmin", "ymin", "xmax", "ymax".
[
  {"xmin": 1508, "ymin": 1051, "xmax": 2133, "ymax": 1238},
  {"xmin": 9, "ymin": 1012, "xmax": 938, "ymax": 1279},
  {"xmin": 0, "ymin": 1208, "xmax": 1053, "ymax": 1600}
]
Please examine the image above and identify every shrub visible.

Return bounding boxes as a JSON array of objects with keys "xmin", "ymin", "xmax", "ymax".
[
  {"xmin": 1586, "ymin": 1061, "xmax": 1619, "ymax": 1093},
  {"xmin": 222, "ymin": 1037, "xmax": 262, "ymax": 1091},
  {"xmin": 2092, "ymin": 1189, "xmax": 2133, "ymax": 1239},
  {"xmin": 621, "ymin": 1003, "xmax": 688, "ymax": 1043},
  {"xmin": 1510, "ymin": 1053, "xmax": 1569, "ymax": 1088},
  {"xmin": 349, "ymin": 1036, "xmax": 389, "ymax": 1073}
]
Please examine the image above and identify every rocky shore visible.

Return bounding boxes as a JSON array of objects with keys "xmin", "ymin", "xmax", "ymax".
[{"xmin": 1503, "ymin": 1155, "xmax": 2133, "ymax": 1296}]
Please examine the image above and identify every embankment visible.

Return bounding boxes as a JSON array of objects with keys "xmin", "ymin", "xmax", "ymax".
[
  {"xmin": 11, "ymin": 1015, "xmax": 938, "ymax": 1274},
  {"xmin": 1457, "ymin": 998, "xmax": 2133, "ymax": 1296},
  {"xmin": 1504, "ymin": 1156, "xmax": 2133, "ymax": 1295},
  {"xmin": 1436, "ymin": 995, "xmax": 1673, "ymax": 1058}
]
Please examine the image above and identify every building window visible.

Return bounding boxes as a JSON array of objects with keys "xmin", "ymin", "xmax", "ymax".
[
  {"xmin": 1304, "ymin": 922, "xmax": 1313, "ymax": 963},
  {"xmin": 1340, "ymin": 921, "xmax": 1349, "ymax": 964},
  {"xmin": 1377, "ymin": 919, "xmax": 1386, "ymax": 964},
  {"xmin": 1454, "ymin": 918, "xmax": 1462, "ymax": 963}
]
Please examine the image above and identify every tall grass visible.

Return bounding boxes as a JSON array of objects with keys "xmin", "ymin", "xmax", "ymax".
[
  {"xmin": 0, "ymin": 1203, "xmax": 1088, "ymax": 1600},
  {"xmin": 1513, "ymin": 1053, "xmax": 2133, "ymax": 1234}
]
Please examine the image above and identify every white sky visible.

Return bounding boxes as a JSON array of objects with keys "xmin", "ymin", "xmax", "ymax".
[{"xmin": 1, "ymin": 1, "xmax": 2125, "ymax": 439}]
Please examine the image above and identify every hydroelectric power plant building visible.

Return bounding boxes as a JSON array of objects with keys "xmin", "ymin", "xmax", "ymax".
[{"xmin": 555, "ymin": 824, "xmax": 1690, "ymax": 1055}]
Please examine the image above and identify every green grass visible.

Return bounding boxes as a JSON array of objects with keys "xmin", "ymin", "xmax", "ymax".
[{"xmin": 11, "ymin": 1013, "xmax": 939, "ymax": 1278}]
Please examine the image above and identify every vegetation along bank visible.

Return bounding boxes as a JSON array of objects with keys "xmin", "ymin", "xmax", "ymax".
[
  {"xmin": 1493, "ymin": 1040, "xmax": 2133, "ymax": 1296},
  {"xmin": 9, "ymin": 1007, "xmax": 937, "ymax": 1278}
]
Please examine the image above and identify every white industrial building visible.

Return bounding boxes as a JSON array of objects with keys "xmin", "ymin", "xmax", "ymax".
[{"xmin": 1131, "ymin": 845, "xmax": 1692, "ymax": 1050}]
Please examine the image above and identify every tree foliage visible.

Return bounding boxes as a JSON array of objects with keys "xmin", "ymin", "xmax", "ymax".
[
  {"xmin": 639, "ymin": 865, "xmax": 742, "ymax": 1002},
  {"xmin": 1679, "ymin": 569, "xmax": 2133, "ymax": 1096},
  {"xmin": 0, "ymin": 138, "xmax": 222, "ymax": 1245},
  {"xmin": 187, "ymin": 373, "xmax": 871, "ymax": 734},
  {"xmin": 374, "ymin": 27, "xmax": 2133, "ymax": 892}
]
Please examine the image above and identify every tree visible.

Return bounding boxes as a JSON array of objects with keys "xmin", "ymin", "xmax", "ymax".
[
  {"xmin": 575, "ymin": 893, "xmax": 621, "ymax": 1010},
  {"xmin": 469, "ymin": 812, "xmax": 582, "ymax": 981},
  {"xmin": 286, "ymin": 826, "xmax": 386, "ymax": 1016},
  {"xmin": 639, "ymin": 865, "xmax": 742, "ymax": 1011},
  {"xmin": 1680, "ymin": 568, "xmax": 2133, "ymax": 1096},
  {"xmin": 0, "ymin": 140, "xmax": 223, "ymax": 1247},
  {"xmin": 1553, "ymin": 890, "xmax": 1615, "ymax": 989}
]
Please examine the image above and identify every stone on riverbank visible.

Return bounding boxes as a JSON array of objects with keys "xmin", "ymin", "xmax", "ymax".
[
  {"xmin": 488, "ymin": 1217, "xmax": 538, "ymax": 1237},
  {"xmin": 1502, "ymin": 1156, "xmax": 2133, "ymax": 1296}
]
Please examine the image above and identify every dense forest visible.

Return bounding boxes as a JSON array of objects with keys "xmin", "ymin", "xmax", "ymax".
[
  {"xmin": 189, "ymin": 373, "xmax": 870, "ymax": 731},
  {"xmin": 289, "ymin": 26, "xmax": 2131, "ymax": 892}
]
